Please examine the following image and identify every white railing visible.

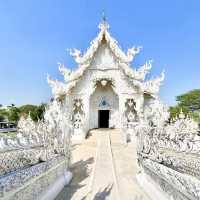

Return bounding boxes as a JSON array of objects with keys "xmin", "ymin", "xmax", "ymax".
[
  {"xmin": 0, "ymin": 100, "xmax": 72, "ymax": 199},
  {"xmin": 136, "ymin": 110, "xmax": 200, "ymax": 200}
]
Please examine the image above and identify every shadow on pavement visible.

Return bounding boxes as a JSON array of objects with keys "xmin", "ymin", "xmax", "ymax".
[
  {"xmin": 93, "ymin": 184, "xmax": 113, "ymax": 200},
  {"xmin": 55, "ymin": 157, "xmax": 94, "ymax": 200}
]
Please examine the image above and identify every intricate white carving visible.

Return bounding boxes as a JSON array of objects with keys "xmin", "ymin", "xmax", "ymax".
[
  {"xmin": 47, "ymin": 74, "xmax": 67, "ymax": 98},
  {"xmin": 144, "ymin": 98, "xmax": 169, "ymax": 127},
  {"xmin": 143, "ymin": 71, "xmax": 165, "ymax": 94},
  {"xmin": 69, "ymin": 21, "xmax": 141, "ymax": 66},
  {"xmin": 47, "ymin": 20, "xmax": 164, "ymax": 102},
  {"xmin": 99, "ymin": 96, "xmax": 110, "ymax": 108},
  {"xmin": 2, "ymin": 19, "xmax": 200, "ymax": 200},
  {"xmin": 119, "ymin": 60, "xmax": 152, "ymax": 81},
  {"xmin": 72, "ymin": 99, "xmax": 84, "ymax": 131},
  {"xmin": 101, "ymin": 79, "xmax": 107, "ymax": 86},
  {"xmin": 73, "ymin": 112, "xmax": 83, "ymax": 129},
  {"xmin": 136, "ymin": 95, "xmax": 200, "ymax": 199},
  {"xmin": 58, "ymin": 63, "xmax": 74, "ymax": 83},
  {"xmin": 135, "ymin": 60, "xmax": 152, "ymax": 80}
]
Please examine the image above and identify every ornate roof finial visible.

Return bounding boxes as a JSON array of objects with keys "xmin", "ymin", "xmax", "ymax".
[
  {"xmin": 102, "ymin": 11, "xmax": 106, "ymax": 22},
  {"xmin": 98, "ymin": 11, "xmax": 109, "ymax": 31}
]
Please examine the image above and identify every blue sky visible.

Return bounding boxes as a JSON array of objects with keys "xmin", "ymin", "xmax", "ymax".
[{"xmin": 0, "ymin": 0, "xmax": 199, "ymax": 106}]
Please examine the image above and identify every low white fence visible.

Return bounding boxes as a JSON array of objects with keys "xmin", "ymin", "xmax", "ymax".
[
  {"xmin": 136, "ymin": 112, "xmax": 200, "ymax": 200},
  {"xmin": 0, "ymin": 100, "xmax": 72, "ymax": 200}
]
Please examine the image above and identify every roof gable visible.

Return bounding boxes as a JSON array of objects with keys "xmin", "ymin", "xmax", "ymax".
[
  {"xmin": 69, "ymin": 20, "xmax": 141, "ymax": 66},
  {"xmin": 47, "ymin": 19, "xmax": 165, "ymax": 98},
  {"xmin": 89, "ymin": 41, "xmax": 118, "ymax": 70}
]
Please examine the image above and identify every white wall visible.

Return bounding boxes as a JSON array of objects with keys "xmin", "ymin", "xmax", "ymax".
[
  {"xmin": 70, "ymin": 42, "xmax": 144, "ymax": 134},
  {"xmin": 89, "ymin": 43, "xmax": 118, "ymax": 70}
]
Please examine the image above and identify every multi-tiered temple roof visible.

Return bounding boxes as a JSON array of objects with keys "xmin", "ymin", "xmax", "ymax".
[{"xmin": 48, "ymin": 19, "xmax": 164, "ymax": 98}]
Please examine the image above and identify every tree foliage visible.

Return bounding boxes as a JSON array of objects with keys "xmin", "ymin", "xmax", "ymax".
[
  {"xmin": 0, "ymin": 109, "xmax": 9, "ymax": 121},
  {"xmin": 0, "ymin": 103, "xmax": 46, "ymax": 123},
  {"xmin": 176, "ymin": 89, "xmax": 200, "ymax": 112},
  {"xmin": 170, "ymin": 89, "xmax": 200, "ymax": 123},
  {"xmin": 19, "ymin": 104, "xmax": 46, "ymax": 122},
  {"xmin": 8, "ymin": 106, "xmax": 20, "ymax": 122}
]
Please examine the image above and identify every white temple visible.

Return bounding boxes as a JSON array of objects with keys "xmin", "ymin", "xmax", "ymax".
[
  {"xmin": 47, "ymin": 18, "xmax": 164, "ymax": 140},
  {"xmin": 1, "ymin": 18, "xmax": 200, "ymax": 200}
]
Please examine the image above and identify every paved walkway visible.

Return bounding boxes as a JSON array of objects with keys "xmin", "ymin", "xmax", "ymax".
[{"xmin": 56, "ymin": 129, "xmax": 150, "ymax": 200}]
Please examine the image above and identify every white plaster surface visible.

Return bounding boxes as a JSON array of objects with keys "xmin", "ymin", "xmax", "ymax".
[
  {"xmin": 136, "ymin": 172, "xmax": 169, "ymax": 200},
  {"xmin": 56, "ymin": 129, "xmax": 151, "ymax": 200},
  {"xmin": 89, "ymin": 84, "xmax": 119, "ymax": 129},
  {"xmin": 40, "ymin": 171, "xmax": 72, "ymax": 200},
  {"xmin": 48, "ymin": 20, "xmax": 165, "ymax": 139}
]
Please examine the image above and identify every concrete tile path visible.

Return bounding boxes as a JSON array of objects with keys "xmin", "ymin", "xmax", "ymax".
[{"xmin": 56, "ymin": 129, "xmax": 150, "ymax": 200}]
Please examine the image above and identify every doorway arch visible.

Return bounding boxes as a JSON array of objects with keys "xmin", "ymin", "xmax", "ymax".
[{"xmin": 89, "ymin": 81, "xmax": 119, "ymax": 129}]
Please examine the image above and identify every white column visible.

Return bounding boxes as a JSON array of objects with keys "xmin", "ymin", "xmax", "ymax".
[
  {"xmin": 119, "ymin": 94, "xmax": 125, "ymax": 129},
  {"xmin": 83, "ymin": 95, "xmax": 90, "ymax": 134}
]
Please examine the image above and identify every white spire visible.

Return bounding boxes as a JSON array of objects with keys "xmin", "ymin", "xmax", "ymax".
[{"xmin": 98, "ymin": 12, "xmax": 109, "ymax": 31}]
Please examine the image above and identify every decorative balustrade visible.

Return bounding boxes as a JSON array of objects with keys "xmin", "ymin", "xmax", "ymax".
[
  {"xmin": 0, "ymin": 99, "xmax": 72, "ymax": 200},
  {"xmin": 136, "ymin": 99, "xmax": 200, "ymax": 200},
  {"xmin": 137, "ymin": 113, "xmax": 200, "ymax": 159}
]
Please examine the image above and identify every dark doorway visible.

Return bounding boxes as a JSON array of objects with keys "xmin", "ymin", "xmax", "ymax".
[{"xmin": 98, "ymin": 110, "xmax": 109, "ymax": 128}]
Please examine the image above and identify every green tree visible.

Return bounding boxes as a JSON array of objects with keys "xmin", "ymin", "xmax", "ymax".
[
  {"xmin": 0, "ymin": 103, "xmax": 47, "ymax": 123},
  {"xmin": 170, "ymin": 89, "xmax": 200, "ymax": 123},
  {"xmin": 0, "ymin": 108, "xmax": 9, "ymax": 121},
  {"xmin": 19, "ymin": 103, "xmax": 46, "ymax": 122},
  {"xmin": 7, "ymin": 106, "xmax": 20, "ymax": 122},
  {"xmin": 35, "ymin": 103, "xmax": 46, "ymax": 121},
  {"xmin": 176, "ymin": 89, "xmax": 200, "ymax": 112}
]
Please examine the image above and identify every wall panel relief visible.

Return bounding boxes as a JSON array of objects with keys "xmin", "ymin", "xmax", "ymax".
[
  {"xmin": 73, "ymin": 99, "xmax": 85, "ymax": 134},
  {"xmin": 125, "ymin": 99, "xmax": 138, "ymax": 127}
]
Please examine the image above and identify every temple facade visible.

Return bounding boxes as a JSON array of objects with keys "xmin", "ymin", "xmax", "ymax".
[{"xmin": 47, "ymin": 19, "xmax": 164, "ymax": 140}]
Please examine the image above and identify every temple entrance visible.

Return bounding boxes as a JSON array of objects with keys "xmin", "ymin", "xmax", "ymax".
[
  {"xmin": 98, "ymin": 110, "xmax": 109, "ymax": 128},
  {"xmin": 89, "ymin": 80, "xmax": 119, "ymax": 129}
]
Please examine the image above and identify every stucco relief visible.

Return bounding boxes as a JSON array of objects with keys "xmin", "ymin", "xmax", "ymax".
[
  {"xmin": 89, "ymin": 83, "xmax": 119, "ymax": 129},
  {"xmin": 73, "ymin": 99, "xmax": 84, "ymax": 130},
  {"xmin": 89, "ymin": 43, "xmax": 118, "ymax": 70},
  {"xmin": 47, "ymin": 19, "xmax": 164, "ymax": 138}
]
